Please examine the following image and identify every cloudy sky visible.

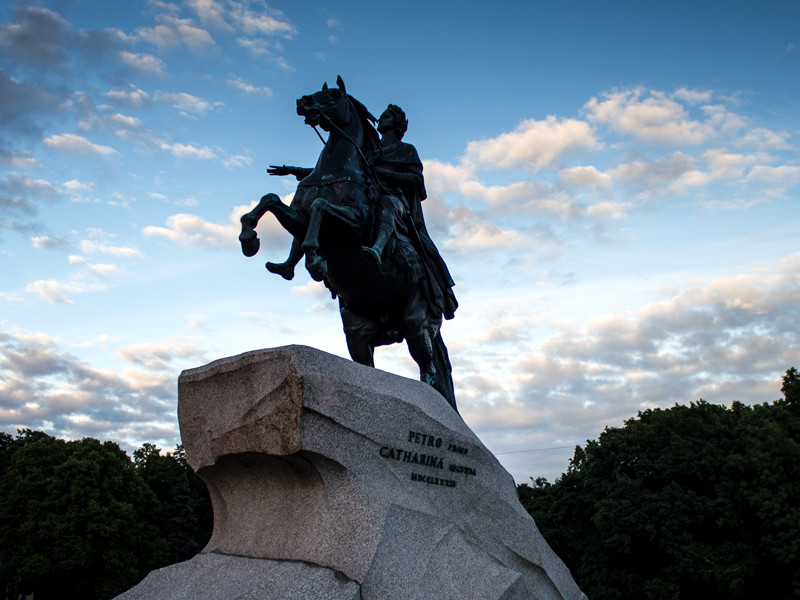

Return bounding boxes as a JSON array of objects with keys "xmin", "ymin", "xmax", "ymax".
[{"xmin": 2, "ymin": 0, "xmax": 799, "ymax": 482}]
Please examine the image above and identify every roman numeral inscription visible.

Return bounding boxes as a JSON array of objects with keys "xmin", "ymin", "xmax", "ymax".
[{"xmin": 377, "ymin": 430, "xmax": 478, "ymax": 488}]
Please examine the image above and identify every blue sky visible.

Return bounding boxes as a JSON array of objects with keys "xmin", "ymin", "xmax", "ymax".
[{"xmin": 1, "ymin": 0, "xmax": 799, "ymax": 483}]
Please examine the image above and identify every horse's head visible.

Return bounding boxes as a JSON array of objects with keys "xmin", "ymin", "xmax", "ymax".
[{"xmin": 296, "ymin": 76, "xmax": 352, "ymax": 132}]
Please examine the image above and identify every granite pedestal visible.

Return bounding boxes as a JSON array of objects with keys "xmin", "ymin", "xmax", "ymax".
[{"xmin": 116, "ymin": 345, "xmax": 586, "ymax": 600}]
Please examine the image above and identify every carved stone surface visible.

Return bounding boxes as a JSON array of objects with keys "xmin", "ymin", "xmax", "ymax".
[{"xmin": 116, "ymin": 345, "xmax": 587, "ymax": 600}]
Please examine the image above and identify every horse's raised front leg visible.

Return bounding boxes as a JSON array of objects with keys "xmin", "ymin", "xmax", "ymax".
[
  {"xmin": 239, "ymin": 193, "xmax": 307, "ymax": 257},
  {"xmin": 266, "ymin": 237, "xmax": 302, "ymax": 280}
]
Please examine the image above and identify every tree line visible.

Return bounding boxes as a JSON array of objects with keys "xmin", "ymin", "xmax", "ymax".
[
  {"xmin": 0, "ymin": 433, "xmax": 212, "ymax": 600},
  {"xmin": 519, "ymin": 367, "xmax": 800, "ymax": 600}
]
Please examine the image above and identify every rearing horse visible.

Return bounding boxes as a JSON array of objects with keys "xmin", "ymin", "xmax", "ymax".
[{"xmin": 238, "ymin": 77, "xmax": 457, "ymax": 412}]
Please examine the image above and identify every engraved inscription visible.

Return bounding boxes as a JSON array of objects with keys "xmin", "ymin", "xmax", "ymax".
[
  {"xmin": 410, "ymin": 472, "xmax": 457, "ymax": 487},
  {"xmin": 377, "ymin": 430, "xmax": 480, "ymax": 487},
  {"xmin": 447, "ymin": 443, "xmax": 469, "ymax": 455},
  {"xmin": 408, "ymin": 430, "xmax": 443, "ymax": 448},
  {"xmin": 379, "ymin": 446, "xmax": 444, "ymax": 469},
  {"xmin": 449, "ymin": 463, "xmax": 476, "ymax": 476}
]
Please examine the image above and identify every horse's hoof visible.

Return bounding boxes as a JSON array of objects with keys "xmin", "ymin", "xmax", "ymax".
[
  {"xmin": 266, "ymin": 262, "xmax": 295, "ymax": 280},
  {"xmin": 421, "ymin": 370, "xmax": 436, "ymax": 386},
  {"xmin": 306, "ymin": 257, "xmax": 328, "ymax": 282},
  {"xmin": 360, "ymin": 245, "xmax": 382, "ymax": 266},
  {"xmin": 239, "ymin": 229, "xmax": 260, "ymax": 257}
]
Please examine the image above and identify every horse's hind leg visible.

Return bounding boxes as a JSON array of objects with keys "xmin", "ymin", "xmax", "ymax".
[{"xmin": 403, "ymin": 292, "xmax": 442, "ymax": 386}]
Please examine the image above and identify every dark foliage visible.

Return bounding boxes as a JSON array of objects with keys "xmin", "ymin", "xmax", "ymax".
[
  {"xmin": 133, "ymin": 442, "xmax": 213, "ymax": 563},
  {"xmin": 0, "ymin": 431, "xmax": 212, "ymax": 600},
  {"xmin": 520, "ymin": 370, "xmax": 800, "ymax": 600}
]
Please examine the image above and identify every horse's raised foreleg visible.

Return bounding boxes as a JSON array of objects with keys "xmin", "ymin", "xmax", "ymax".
[
  {"xmin": 239, "ymin": 193, "xmax": 307, "ymax": 258},
  {"xmin": 266, "ymin": 237, "xmax": 302, "ymax": 280}
]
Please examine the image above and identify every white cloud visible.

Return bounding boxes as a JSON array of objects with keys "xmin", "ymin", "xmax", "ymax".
[
  {"xmin": 2, "ymin": 173, "xmax": 58, "ymax": 198},
  {"xmin": 137, "ymin": 17, "xmax": 214, "ymax": 49},
  {"xmin": 673, "ymin": 87, "xmax": 713, "ymax": 104},
  {"xmin": 31, "ymin": 235, "xmax": 69, "ymax": 250},
  {"xmin": 85, "ymin": 262, "xmax": 120, "ymax": 278},
  {"xmin": 224, "ymin": 154, "xmax": 253, "ymax": 169},
  {"xmin": 119, "ymin": 51, "xmax": 166, "ymax": 76},
  {"xmin": 186, "ymin": 0, "xmax": 231, "ymax": 31},
  {"xmin": 25, "ymin": 278, "xmax": 105, "ymax": 303},
  {"xmin": 586, "ymin": 201, "xmax": 630, "ymax": 219},
  {"xmin": 735, "ymin": 127, "xmax": 794, "ymax": 151},
  {"xmin": 104, "ymin": 86, "xmax": 150, "ymax": 107},
  {"xmin": 444, "ymin": 206, "xmax": 534, "ymax": 253},
  {"xmin": 609, "ymin": 152, "xmax": 696, "ymax": 192},
  {"xmin": 78, "ymin": 239, "xmax": 143, "ymax": 258},
  {"xmin": 143, "ymin": 201, "xmax": 291, "ymax": 249},
  {"xmin": 585, "ymin": 87, "xmax": 714, "ymax": 145},
  {"xmin": 142, "ymin": 213, "xmax": 235, "ymax": 247},
  {"xmin": 744, "ymin": 165, "xmax": 800, "ymax": 196},
  {"xmin": 154, "ymin": 91, "xmax": 224, "ymax": 116},
  {"xmin": 0, "ymin": 328, "xmax": 187, "ymax": 447},
  {"xmin": 558, "ymin": 165, "xmax": 613, "ymax": 190},
  {"xmin": 465, "ymin": 115, "xmax": 600, "ymax": 171},
  {"xmin": 62, "ymin": 179, "xmax": 94, "ymax": 192},
  {"xmin": 227, "ymin": 75, "xmax": 273, "ymax": 96},
  {"xmin": 116, "ymin": 340, "xmax": 206, "ymax": 370},
  {"xmin": 107, "ymin": 113, "xmax": 142, "ymax": 129},
  {"xmin": 44, "ymin": 133, "xmax": 116, "ymax": 156},
  {"xmin": 159, "ymin": 141, "xmax": 217, "ymax": 159},
  {"xmin": 230, "ymin": 2, "xmax": 296, "ymax": 37}
]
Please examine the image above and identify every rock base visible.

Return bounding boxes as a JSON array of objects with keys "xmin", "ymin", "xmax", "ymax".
[{"xmin": 116, "ymin": 345, "xmax": 586, "ymax": 600}]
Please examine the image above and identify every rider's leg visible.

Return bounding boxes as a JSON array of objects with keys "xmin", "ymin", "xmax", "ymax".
[
  {"xmin": 361, "ymin": 223, "xmax": 392, "ymax": 266},
  {"xmin": 362, "ymin": 194, "xmax": 405, "ymax": 265},
  {"xmin": 266, "ymin": 237, "xmax": 302, "ymax": 280}
]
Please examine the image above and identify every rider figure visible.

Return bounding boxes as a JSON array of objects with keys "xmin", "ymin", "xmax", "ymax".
[
  {"xmin": 362, "ymin": 104, "xmax": 458, "ymax": 321},
  {"xmin": 265, "ymin": 104, "xmax": 457, "ymax": 323}
]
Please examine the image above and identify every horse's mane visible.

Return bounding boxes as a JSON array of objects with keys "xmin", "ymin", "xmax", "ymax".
[{"xmin": 347, "ymin": 94, "xmax": 380, "ymax": 156}]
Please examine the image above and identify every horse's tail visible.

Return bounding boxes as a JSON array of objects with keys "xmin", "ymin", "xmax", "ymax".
[{"xmin": 432, "ymin": 332, "xmax": 458, "ymax": 413}]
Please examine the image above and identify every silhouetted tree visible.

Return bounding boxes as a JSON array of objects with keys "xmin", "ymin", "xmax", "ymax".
[
  {"xmin": 0, "ymin": 432, "xmax": 167, "ymax": 600},
  {"xmin": 521, "ymin": 396, "xmax": 800, "ymax": 600},
  {"xmin": 783, "ymin": 366, "xmax": 800, "ymax": 408},
  {"xmin": 133, "ymin": 442, "xmax": 212, "ymax": 562}
]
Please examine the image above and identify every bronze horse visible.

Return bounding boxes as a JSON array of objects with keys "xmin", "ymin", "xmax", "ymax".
[{"xmin": 238, "ymin": 78, "xmax": 457, "ymax": 411}]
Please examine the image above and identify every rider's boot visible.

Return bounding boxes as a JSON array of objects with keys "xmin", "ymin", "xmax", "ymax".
[{"xmin": 361, "ymin": 225, "xmax": 391, "ymax": 266}]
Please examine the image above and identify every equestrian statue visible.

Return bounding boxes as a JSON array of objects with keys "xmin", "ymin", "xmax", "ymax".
[{"xmin": 238, "ymin": 76, "xmax": 459, "ymax": 412}]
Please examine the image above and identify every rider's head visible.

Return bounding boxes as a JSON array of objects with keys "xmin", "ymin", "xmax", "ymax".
[{"xmin": 379, "ymin": 104, "xmax": 408, "ymax": 140}]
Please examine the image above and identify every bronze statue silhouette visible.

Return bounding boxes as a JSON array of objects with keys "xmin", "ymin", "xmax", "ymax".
[{"xmin": 238, "ymin": 77, "xmax": 458, "ymax": 411}]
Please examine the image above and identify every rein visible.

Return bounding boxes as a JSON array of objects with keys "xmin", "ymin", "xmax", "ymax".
[{"xmin": 311, "ymin": 96, "xmax": 390, "ymax": 196}]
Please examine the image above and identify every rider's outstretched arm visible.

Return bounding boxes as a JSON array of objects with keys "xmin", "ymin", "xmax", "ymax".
[{"xmin": 267, "ymin": 165, "xmax": 313, "ymax": 181}]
